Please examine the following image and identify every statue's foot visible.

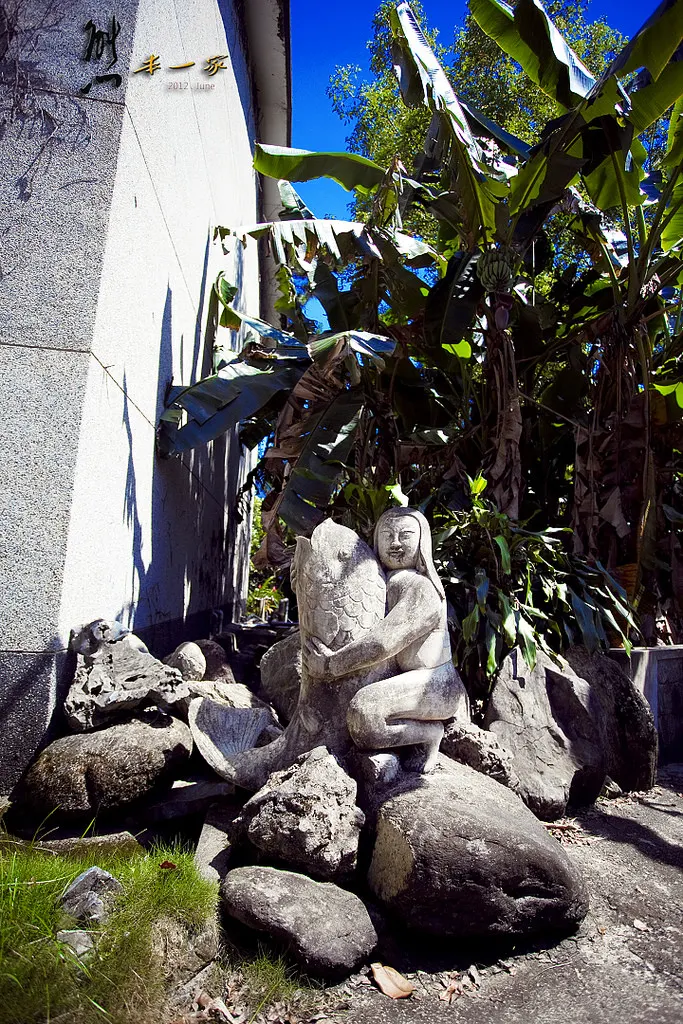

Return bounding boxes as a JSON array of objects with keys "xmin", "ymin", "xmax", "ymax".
[{"xmin": 351, "ymin": 749, "xmax": 402, "ymax": 787}]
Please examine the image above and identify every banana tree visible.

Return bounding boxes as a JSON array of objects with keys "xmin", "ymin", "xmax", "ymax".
[
  {"xmin": 157, "ymin": 179, "xmax": 446, "ymax": 550},
  {"xmin": 158, "ymin": 0, "xmax": 683, "ymax": 654}
]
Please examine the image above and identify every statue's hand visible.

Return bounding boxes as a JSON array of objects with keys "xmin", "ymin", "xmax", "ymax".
[{"xmin": 302, "ymin": 636, "xmax": 333, "ymax": 678}]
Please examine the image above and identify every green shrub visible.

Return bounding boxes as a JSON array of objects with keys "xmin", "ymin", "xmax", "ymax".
[{"xmin": 432, "ymin": 474, "xmax": 636, "ymax": 707}]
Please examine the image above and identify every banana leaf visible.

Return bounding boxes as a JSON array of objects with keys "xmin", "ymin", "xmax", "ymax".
[
  {"xmin": 605, "ymin": 0, "xmax": 683, "ymax": 82},
  {"xmin": 460, "ymin": 97, "xmax": 531, "ymax": 159},
  {"xmin": 628, "ymin": 59, "xmax": 683, "ymax": 134},
  {"xmin": 470, "ymin": 0, "xmax": 595, "ymax": 109},
  {"xmin": 232, "ymin": 218, "xmax": 382, "ymax": 267},
  {"xmin": 581, "ymin": 128, "xmax": 647, "ymax": 211},
  {"xmin": 276, "ymin": 389, "xmax": 364, "ymax": 534},
  {"xmin": 391, "ymin": 1, "xmax": 499, "ymax": 243},
  {"xmin": 277, "ymin": 179, "xmax": 314, "ymax": 220},
  {"xmin": 308, "ymin": 330, "xmax": 397, "ymax": 371},
  {"xmin": 424, "ymin": 252, "xmax": 483, "ymax": 351},
  {"xmin": 254, "ymin": 143, "xmax": 386, "ymax": 195},
  {"xmin": 311, "ymin": 263, "xmax": 350, "ymax": 332},
  {"xmin": 664, "ymin": 96, "xmax": 683, "ymax": 167},
  {"xmin": 158, "ymin": 357, "xmax": 308, "ymax": 457}
]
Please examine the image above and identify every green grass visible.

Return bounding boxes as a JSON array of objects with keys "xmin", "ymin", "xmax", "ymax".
[{"xmin": 0, "ymin": 839, "xmax": 218, "ymax": 1024}]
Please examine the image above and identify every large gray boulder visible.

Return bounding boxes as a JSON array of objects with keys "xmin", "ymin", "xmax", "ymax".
[
  {"xmin": 257, "ymin": 630, "xmax": 302, "ymax": 723},
  {"xmin": 366, "ymin": 757, "xmax": 588, "ymax": 939},
  {"xmin": 20, "ymin": 712, "xmax": 192, "ymax": 816},
  {"xmin": 65, "ymin": 637, "xmax": 188, "ymax": 730},
  {"xmin": 221, "ymin": 866, "xmax": 377, "ymax": 979},
  {"xmin": 484, "ymin": 649, "xmax": 606, "ymax": 819},
  {"xmin": 235, "ymin": 746, "xmax": 364, "ymax": 880},
  {"xmin": 565, "ymin": 648, "xmax": 657, "ymax": 792}
]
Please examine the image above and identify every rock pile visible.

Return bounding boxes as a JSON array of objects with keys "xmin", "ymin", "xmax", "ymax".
[{"xmin": 12, "ymin": 618, "xmax": 657, "ymax": 982}]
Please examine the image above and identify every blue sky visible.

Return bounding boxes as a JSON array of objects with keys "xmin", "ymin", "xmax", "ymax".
[{"xmin": 290, "ymin": 0, "xmax": 647, "ymax": 219}]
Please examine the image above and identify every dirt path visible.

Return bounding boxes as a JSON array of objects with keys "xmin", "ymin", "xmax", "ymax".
[{"xmin": 328, "ymin": 766, "xmax": 683, "ymax": 1024}]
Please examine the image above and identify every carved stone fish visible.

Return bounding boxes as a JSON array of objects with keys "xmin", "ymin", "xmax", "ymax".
[{"xmin": 189, "ymin": 520, "xmax": 389, "ymax": 791}]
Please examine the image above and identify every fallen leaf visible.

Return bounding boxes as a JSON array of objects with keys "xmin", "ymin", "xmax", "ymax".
[
  {"xmin": 370, "ymin": 963, "xmax": 414, "ymax": 999},
  {"xmin": 196, "ymin": 992, "xmax": 232, "ymax": 1021},
  {"xmin": 439, "ymin": 978, "xmax": 463, "ymax": 1004},
  {"xmin": 159, "ymin": 860, "xmax": 177, "ymax": 870},
  {"xmin": 633, "ymin": 919, "xmax": 649, "ymax": 931}
]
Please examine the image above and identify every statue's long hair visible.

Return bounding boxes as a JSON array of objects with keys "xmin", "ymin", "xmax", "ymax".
[{"xmin": 373, "ymin": 507, "xmax": 445, "ymax": 601}]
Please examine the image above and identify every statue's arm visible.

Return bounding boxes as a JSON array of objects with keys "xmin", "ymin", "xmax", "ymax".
[{"xmin": 326, "ymin": 575, "xmax": 441, "ymax": 678}]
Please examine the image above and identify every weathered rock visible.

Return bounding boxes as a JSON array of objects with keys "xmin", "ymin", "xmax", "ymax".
[
  {"xmin": 188, "ymin": 698, "xmax": 282, "ymax": 780},
  {"xmin": 33, "ymin": 831, "xmax": 143, "ymax": 858},
  {"xmin": 65, "ymin": 639, "xmax": 188, "ymax": 731},
  {"xmin": 366, "ymin": 757, "xmax": 588, "ymax": 939},
  {"xmin": 61, "ymin": 866, "xmax": 123, "ymax": 923},
  {"xmin": 195, "ymin": 639, "xmax": 236, "ymax": 682},
  {"xmin": 195, "ymin": 802, "xmax": 241, "ymax": 883},
  {"xmin": 441, "ymin": 720, "xmax": 519, "ymax": 790},
  {"xmin": 163, "ymin": 642, "xmax": 206, "ymax": 681},
  {"xmin": 221, "ymin": 866, "xmax": 377, "ymax": 979},
  {"xmin": 69, "ymin": 619, "xmax": 148, "ymax": 657},
  {"xmin": 21, "ymin": 712, "xmax": 193, "ymax": 816},
  {"xmin": 151, "ymin": 916, "xmax": 220, "ymax": 985},
  {"xmin": 565, "ymin": 647, "xmax": 657, "ymax": 792},
  {"xmin": 57, "ymin": 930, "xmax": 95, "ymax": 957},
  {"xmin": 236, "ymin": 747, "xmax": 364, "ymax": 880},
  {"xmin": 484, "ymin": 649, "xmax": 606, "ymax": 819},
  {"xmin": 134, "ymin": 776, "xmax": 234, "ymax": 823},
  {"xmin": 174, "ymin": 678, "xmax": 279, "ymax": 721},
  {"xmin": 258, "ymin": 630, "xmax": 302, "ymax": 723}
]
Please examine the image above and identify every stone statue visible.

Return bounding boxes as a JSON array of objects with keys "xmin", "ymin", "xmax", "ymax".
[
  {"xmin": 304, "ymin": 508, "xmax": 468, "ymax": 772},
  {"xmin": 189, "ymin": 511, "xmax": 468, "ymax": 790}
]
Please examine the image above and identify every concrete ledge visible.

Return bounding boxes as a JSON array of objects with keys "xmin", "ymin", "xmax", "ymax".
[{"xmin": 608, "ymin": 647, "xmax": 683, "ymax": 763}]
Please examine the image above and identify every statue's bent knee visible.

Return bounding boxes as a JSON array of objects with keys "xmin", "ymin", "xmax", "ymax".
[{"xmin": 347, "ymin": 690, "xmax": 385, "ymax": 749}]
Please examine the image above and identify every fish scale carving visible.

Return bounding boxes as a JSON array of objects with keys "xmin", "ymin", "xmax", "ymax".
[{"xmin": 294, "ymin": 520, "xmax": 386, "ymax": 654}]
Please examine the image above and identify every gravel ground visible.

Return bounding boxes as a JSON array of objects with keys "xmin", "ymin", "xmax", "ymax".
[{"xmin": 327, "ymin": 765, "xmax": 683, "ymax": 1024}]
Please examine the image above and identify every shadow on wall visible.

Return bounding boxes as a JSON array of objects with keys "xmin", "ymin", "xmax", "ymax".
[{"xmin": 118, "ymin": 231, "xmax": 250, "ymax": 658}]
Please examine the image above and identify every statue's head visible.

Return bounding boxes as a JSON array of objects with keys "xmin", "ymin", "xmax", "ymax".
[{"xmin": 373, "ymin": 507, "xmax": 444, "ymax": 599}]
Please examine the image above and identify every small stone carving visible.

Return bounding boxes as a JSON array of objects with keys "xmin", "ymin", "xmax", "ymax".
[
  {"xmin": 188, "ymin": 519, "xmax": 390, "ymax": 789},
  {"xmin": 304, "ymin": 508, "xmax": 469, "ymax": 772},
  {"xmin": 189, "ymin": 699, "xmax": 282, "ymax": 775},
  {"xmin": 189, "ymin": 511, "xmax": 468, "ymax": 789},
  {"xmin": 258, "ymin": 630, "xmax": 302, "ymax": 722},
  {"xmin": 235, "ymin": 746, "xmax": 365, "ymax": 881}
]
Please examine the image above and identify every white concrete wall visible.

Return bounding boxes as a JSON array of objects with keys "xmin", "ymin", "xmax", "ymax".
[
  {"xmin": 0, "ymin": 0, "xmax": 272, "ymax": 791},
  {"xmin": 58, "ymin": 0, "xmax": 260, "ymax": 640}
]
